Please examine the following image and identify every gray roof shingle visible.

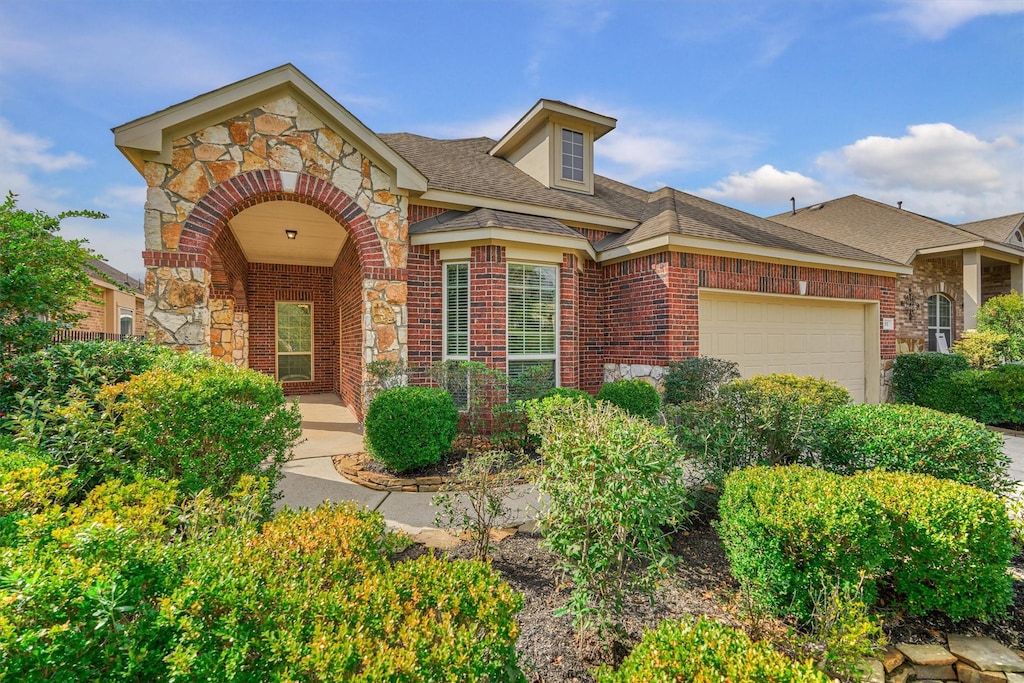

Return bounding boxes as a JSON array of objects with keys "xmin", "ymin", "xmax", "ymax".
[
  {"xmin": 410, "ymin": 207, "xmax": 583, "ymax": 238},
  {"xmin": 958, "ymin": 213, "xmax": 1024, "ymax": 244}
]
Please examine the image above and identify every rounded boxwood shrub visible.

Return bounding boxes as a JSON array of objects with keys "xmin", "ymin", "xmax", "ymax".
[
  {"xmin": 717, "ymin": 465, "xmax": 890, "ymax": 621},
  {"xmin": 890, "ymin": 352, "xmax": 969, "ymax": 405},
  {"xmin": 860, "ymin": 470, "xmax": 1014, "ymax": 620},
  {"xmin": 597, "ymin": 617, "xmax": 828, "ymax": 683},
  {"xmin": 597, "ymin": 378, "xmax": 661, "ymax": 419},
  {"xmin": 364, "ymin": 386, "xmax": 458, "ymax": 473},
  {"xmin": 819, "ymin": 403, "xmax": 1012, "ymax": 494}
]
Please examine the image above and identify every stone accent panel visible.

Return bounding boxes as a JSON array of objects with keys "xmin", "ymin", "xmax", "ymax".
[
  {"xmin": 144, "ymin": 266, "xmax": 211, "ymax": 350},
  {"xmin": 603, "ymin": 363, "xmax": 666, "ymax": 386}
]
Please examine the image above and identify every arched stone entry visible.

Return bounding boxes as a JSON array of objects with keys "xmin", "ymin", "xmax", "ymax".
[{"xmin": 144, "ymin": 168, "xmax": 408, "ymax": 416}]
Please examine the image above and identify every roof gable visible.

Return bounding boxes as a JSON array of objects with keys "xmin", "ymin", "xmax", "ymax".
[{"xmin": 113, "ymin": 63, "xmax": 427, "ymax": 192}]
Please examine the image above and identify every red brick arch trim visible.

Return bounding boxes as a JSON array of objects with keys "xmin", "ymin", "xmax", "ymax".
[{"xmin": 177, "ymin": 169, "xmax": 384, "ymax": 270}]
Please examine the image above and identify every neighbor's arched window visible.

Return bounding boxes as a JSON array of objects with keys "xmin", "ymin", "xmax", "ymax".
[{"xmin": 927, "ymin": 293, "xmax": 953, "ymax": 352}]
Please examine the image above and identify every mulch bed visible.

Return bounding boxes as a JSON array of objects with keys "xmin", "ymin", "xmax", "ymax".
[{"xmin": 399, "ymin": 515, "xmax": 1024, "ymax": 683}]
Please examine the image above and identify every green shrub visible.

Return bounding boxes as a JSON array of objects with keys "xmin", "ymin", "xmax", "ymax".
[
  {"xmin": 890, "ymin": 352, "xmax": 969, "ymax": 404},
  {"xmin": 364, "ymin": 386, "xmax": 458, "ymax": 473},
  {"xmin": 101, "ymin": 362, "xmax": 302, "ymax": 499},
  {"xmin": 162, "ymin": 503, "xmax": 522, "ymax": 681},
  {"xmin": 801, "ymin": 577, "xmax": 887, "ymax": 682},
  {"xmin": 0, "ymin": 340, "xmax": 173, "ymax": 426},
  {"xmin": 917, "ymin": 364, "xmax": 1024, "ymax": 429},
  {"xmin": 860, "ymin": 470, "xmax": 1014, "ymax": 620},
  {"xmin": 818, "ymin": 403, "xmax": 1012, "ymax": 494},
  {"xmin": 976, "ymin": 291, "xmax": 1024, "ymax": 362},
  {"xmin": 718, "ymin": 374, "xmax": 850, "ymax": 466},
  {"xmin": 662, "ymin": 355, "xmax": 740, "ymax": 404},
  {"xmin": 597, "ymin": 378, "xmax": 661, "ymax": 419},
  {"xmin": 596, "ymin": 617, "xmax": 829, "ymax": 683},
  {"xmin": 953, "ymin": 329, "xmax": 1010, "ymax": 369},
  {"xmin": 666, "ymin": 391, "xmax": 755, "ymax": 494},
  {"xmin": 717, "ymin": 466, "xmax": 890, "ymax": 621},
  {"xmin": 542, "ymin": 387, "xmax": 596, "ymax": 403},
  {"xmin": 528, "ymin": 396, "xmax": 691, "ymax": 644}
]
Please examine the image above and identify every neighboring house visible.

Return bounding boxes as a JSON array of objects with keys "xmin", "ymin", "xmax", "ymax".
[
  {"xmin": 61, "ymin": 259, "xmax": 146, "ymax": 341},
  {"xmin": 771, "ymin": 196, "xmax": 1024, "ymax": 354},
  {"xmin": 113, "ymin": 64, "xmax": 909, "ymax": 416}
]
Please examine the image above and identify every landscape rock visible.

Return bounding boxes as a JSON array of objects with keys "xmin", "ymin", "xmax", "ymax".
[
  {"xmin": 898, "ymin": 643, "xmax": 959, "ymax": 666},
  {"xmin": 915, "ymin": 663, "xmax": 957, "ymax": 680},
  {"xmin": 948, "ymin": 635, "xmax": 1024, "ymax": 673},
  {"xmin": 884, "ymin": 646, "xmax": 907, "ymax": 672},
  {"xmin": 957, "ymin": 662, "xmax": 1007, "ymax": 683}
]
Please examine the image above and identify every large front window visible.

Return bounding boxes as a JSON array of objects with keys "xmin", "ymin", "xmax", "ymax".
[
  {"xmin": 507, "ymin": 263, "xmax": 557, "ymax": 391},
  {"xmin": 444, "ymin": 263, "xmax": 469, "ymax": 359},
  {"xmin": 119, "ymin": 308, "xmax": 134, "ymax": 337},
  {"xmin": 927, "ymin": 294, "xmax": 952, "ymax": 352},
  {"xmin": 277, "ymin": 302, "xmax": 313, "ymax": 382}
]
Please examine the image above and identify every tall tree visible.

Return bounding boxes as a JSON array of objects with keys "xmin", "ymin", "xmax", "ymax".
[{"xmin": 0, "ymin": 192, "xmax": 108, "ymax": 358}]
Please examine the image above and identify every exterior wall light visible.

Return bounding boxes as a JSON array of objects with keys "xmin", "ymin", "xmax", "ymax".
[{"xmin": 285, "ymin": 229, "xmax": 298, "ymax": 240}]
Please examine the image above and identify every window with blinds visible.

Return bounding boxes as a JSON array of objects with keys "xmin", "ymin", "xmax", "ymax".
[
  {"xmin": 444, "ymin": 263, "xmax": 469, "ymax": 359},
  {"xmin": 507, "ymin": 263, "xmax": 557, "ymax": 386},
  {"xmin": 276, "ymin": 302, "xmax": 313, "ymax": 382}
]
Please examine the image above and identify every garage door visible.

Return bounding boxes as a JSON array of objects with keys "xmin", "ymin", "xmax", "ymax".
[{"xmin": 699, "ymin": 291, "xmax": 869, "ymax": 402}]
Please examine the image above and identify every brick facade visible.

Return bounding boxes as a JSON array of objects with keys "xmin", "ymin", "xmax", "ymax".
[{"xmin": 895, "ymin": 256, "xmax": 963, "ymax": 353}]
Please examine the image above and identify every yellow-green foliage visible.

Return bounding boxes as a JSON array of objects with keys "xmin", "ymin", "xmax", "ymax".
[
  {"xmin": 597, "ymin": 617, "xmax": 829, "ymax": 683},
  {"xmin": 953, "ymin": 329, "xmax": 1010, "ymax": 369}
]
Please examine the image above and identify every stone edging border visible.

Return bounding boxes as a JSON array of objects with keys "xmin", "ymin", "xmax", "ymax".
[{"xmin": 333, "ymin": 453, "xmax": 448, "ymax": 492}]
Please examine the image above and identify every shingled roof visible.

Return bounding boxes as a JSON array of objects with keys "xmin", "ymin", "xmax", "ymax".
[
  {"xmin": 393, "ymin": 136, "xmax": 899, "ymax": 267},
  {"xmin": 958, "ymin": 212, "xmax": 1024, "ymax": 244},
  {"xmin": 768, "ymin": 195, "xmax": 991, "ymax": 264}
]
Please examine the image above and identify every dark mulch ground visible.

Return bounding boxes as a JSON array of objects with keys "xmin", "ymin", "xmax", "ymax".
[{"xmin": 400, "ymin": 515, "xmax": 1024, "ymax": 683}]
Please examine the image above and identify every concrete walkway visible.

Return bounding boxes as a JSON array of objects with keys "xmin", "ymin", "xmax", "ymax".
[
  {"xmin": 276, "ymin": 394, "xmax": 540, "ymax": 537},
  {"xmin": 276, "ymin": 395, "xmax": 1024, "ymax": 532}
]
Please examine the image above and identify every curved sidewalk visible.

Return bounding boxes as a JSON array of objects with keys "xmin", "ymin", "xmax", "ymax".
[
  {"xmin": 276, "ymin": 396, "xmax": 1024, "ymax": 534},
  {"xmin": 276, "ymin": 394, "xmax": 540, "ymax": 542}
]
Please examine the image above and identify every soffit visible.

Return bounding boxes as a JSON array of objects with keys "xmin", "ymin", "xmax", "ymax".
[{"xmin": 229, "ymin": 201, "xmax": 347, "ymax": 267}]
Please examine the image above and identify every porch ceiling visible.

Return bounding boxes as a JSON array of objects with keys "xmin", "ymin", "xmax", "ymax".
[{"xmin": 229, "ymin": 201, "xmax": 348, "ymax": 267}]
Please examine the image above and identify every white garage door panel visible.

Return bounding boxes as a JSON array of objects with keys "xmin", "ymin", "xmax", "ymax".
[{"xmin": 700, "ymin": 292, "xmax": 867, "ymax": 403}]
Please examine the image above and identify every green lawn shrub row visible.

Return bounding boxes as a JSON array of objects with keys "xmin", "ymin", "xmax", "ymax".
[
  {"xmin": 527, "ymin": 395, "xmax": 691, "ymax": 643},
  {"xmin": 597, "ymin": 378, "xmax": 661, "ymax": 419},
  {"xmin": 7, "ymin": 346, "xmax": 301, "ymax": 503},
  {"xmin": 662, "ymin": 355, "xmax": 740, "ymax": 404},
  {"xmin": 917, "ymin": 363, "xmax": 1024, "ymax": 429},
  {"xmin": 668, "ymin": 373, "xmax": 850, "ymax": 490},
  {"xmin": 364, "ymin": 385, "xmax": 459, "ymax": 473},
  {"xmin": 718, "ymin": 465, "xmax": 1014, "ymax": 623},
  {"xmin": 818, "ymin": 403, "xmax": 1013, "ymax": 494},
  {"xmin": 0, "ymin": 465, "xmax": 523, "ymax": 681},
  {"xmin": 596, "ymin": 617, "xmax": 829, "ymax": 683},
  {"xmin": 890, "ymin": 352, "xmax": 970, "ymax": 405}
]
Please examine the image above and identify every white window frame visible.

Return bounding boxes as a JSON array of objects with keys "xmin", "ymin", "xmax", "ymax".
[
  {"xmin": 506, "ymin": 262, "xmax": 559, "ymax": 389},
  {"xmin": 560, "ymin": 127, "xmax": 585, "ymax": 183},
  {"xmin": 443, "ymin": 262, "xmax": 470, "ymax": 361},
  {"xmin": 927, "ymin": 293, "xmax": 953, "ymax": 352},
  {"xmin": 119, "ymin": 308, "xmax": 134, "ymax": 337},
  {"xmin": 276, "ymin": 301, "xmax": 314, "ymax": 383}
]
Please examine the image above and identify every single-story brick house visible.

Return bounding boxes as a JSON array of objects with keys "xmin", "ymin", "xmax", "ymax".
[
  {"xmin": 114, "ymin": 64, "xmax": 911, "ymax": 414},
  {"xmin": 771, "ymin": 196, "xmax": 1024, "ymax": 354}
]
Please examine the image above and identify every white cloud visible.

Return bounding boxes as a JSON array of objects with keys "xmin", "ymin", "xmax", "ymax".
[
  {"xmin": 698, "ymin": 164, "xmax": 827, "ymax": 205},
  {"xmin": 817, "ymin": 122, "xmax": 1023, "ymax": 221},
  {"xmin": 597, "ymin": 131, "xmax": 692, "ymax": 182},
  {"xmin": 885, "ymin": 0, "xmax": 1024, "ymax": 39},
  {"xmin": 0, "ymin": 118, "xmax": 88, "ymax": 173},
  {"xmin": 94, "ymin": 185, "xmax": 147, "ymax": 211}
]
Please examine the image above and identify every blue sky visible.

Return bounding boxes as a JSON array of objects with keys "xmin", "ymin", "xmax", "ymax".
[{"xmin": 2, "ymin": 0, "xmax": 1022, "ymax": 278}]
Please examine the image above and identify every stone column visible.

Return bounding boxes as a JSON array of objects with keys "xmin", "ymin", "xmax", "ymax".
[
  {"xmin": 144, "ymin": 266, "xmax": 211, "ymax": 351},
  {"xmin": 962, "ymin": 248, "xmax": 982, "ymax": 330}
]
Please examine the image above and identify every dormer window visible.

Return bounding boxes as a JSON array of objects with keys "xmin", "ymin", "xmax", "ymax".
[{"xmin": 561, "ymin": 128, "xmax": 584, "ymax": 183}]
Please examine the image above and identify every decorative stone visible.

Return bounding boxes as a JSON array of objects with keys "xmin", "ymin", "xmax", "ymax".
[
  {"xmin": 884, "ymin": 647, "xmax": 907, "ymax": 672},
  {"xmin": 915, "ymin": 664, "xmax": 957, "ymax": 680},
  {"xmin": 384, "ymin": 283, "xmax": 407, "ymax": 305},
  {"xmin": 207, "ymin": 161, "xmax": 239, "ymax": 184},
  {"xmin": 241, "ymin": 151, "xmax": 265, "ymax": 172},
  {"xmin": 171, "ymin": 147, "xmax": 194, "ymax": 171},
  {"xmin": 160, "ymin": 223, "xmax": 182, "ymax": 252},
  {"xmin": 957, "ymin": 662, "xmax": 1007, "ymax": 683},
  {"xmin": 376, "ymin": 324, "xmax": 397, "ymax": 351},
  {"xmin": 262, "ymin": 96, "xmax": 299, "ymax": 117},
  {"xmin": 254, "ymin": 113, "xmax": 292, "ymax": 136},
  {"xmin": 412, "ymin": 529, "xmax": 462, "ymax": 550},
  {"xmin": 143, "ymin": 161, "xmax": 166, "ymax": 186},
  {"xmin": 297, "ymin": 108, "xmax": 324, "ymax": 132},
  {"xmin": 387, "ymin": 240, "xmax": 406, "ymax": 269},
  {"xmin": 165, "ymin": 280, "xmax": 206, "ymax": 308},
  {"xmin": 948, "ymin": 635, "xmax": 1024, "ymax": 673},
  {"xmin": 194, "ymin": 143, "xmax": 226, "ymax": 161},
  {"xmin": 229, "ymin": 121, "xmax": 252, "ymax": 145},
  {"xmin": 857, "ymin": 658, "xmax": 885, "ymax": 683},
  {"xmin": 146, "ymin": 186, "xmax": 174, "ymax": 213},
  {"xmin": 1006, "ymin": 674, "xmax": 1024, "ymax": 683},
  {"xmin": 166, "ymin": 162, "xmax": 210, "ymax": 203},
  {"xmin": 371, "ymin": 300, "xmax": 396, "ymax": 324},
  {"xmin": 268, "ymin": 143, "xmax": 302, "ymax": 171},
  {"xmin": 195, "ymin": 125, "xmax": 231, "ymax": 144},
  {"xmin": 898, "ymin": 644, "xmax": 959, "ymax": 667}
]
